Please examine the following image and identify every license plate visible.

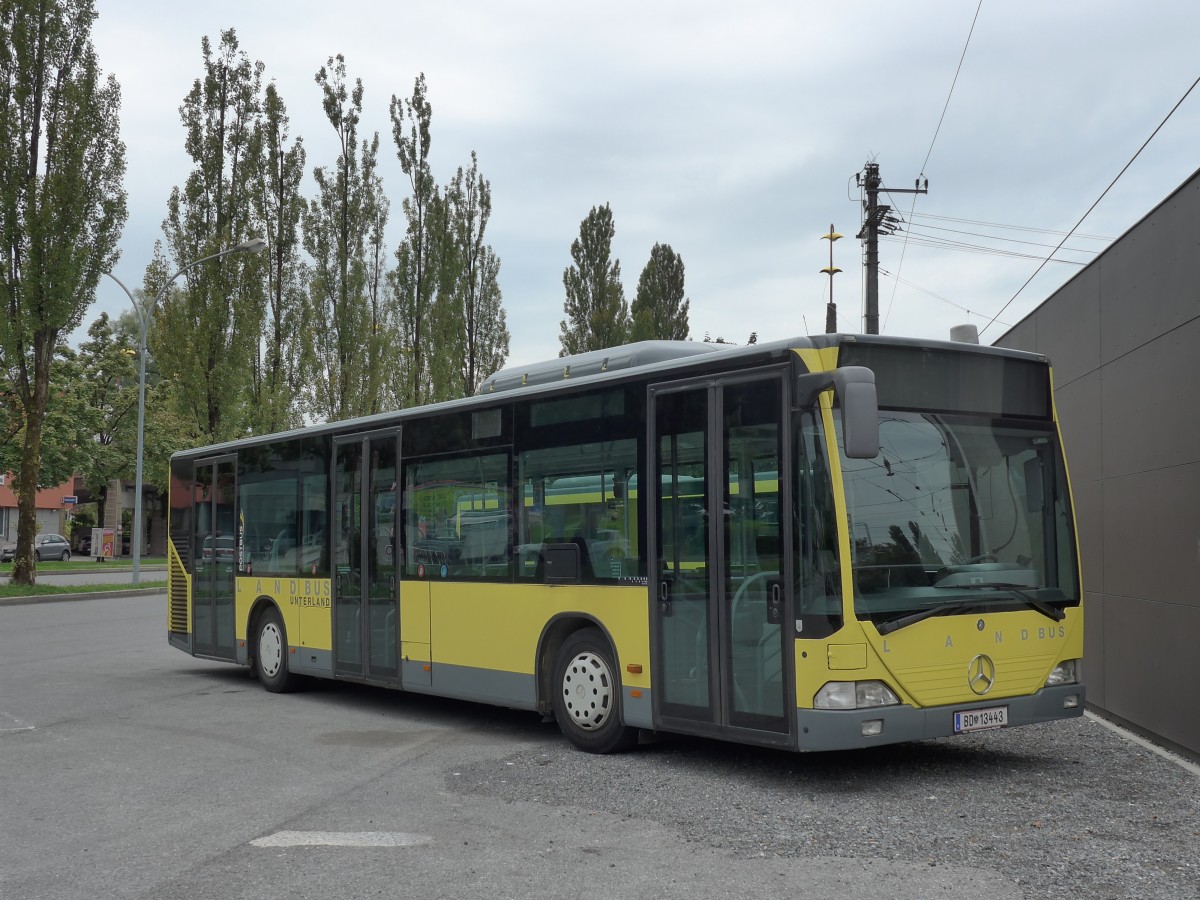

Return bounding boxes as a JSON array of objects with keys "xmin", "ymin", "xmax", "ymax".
[{"xmin": 954, "ymin": 705, "xmax": 1008, "ymax": 734}]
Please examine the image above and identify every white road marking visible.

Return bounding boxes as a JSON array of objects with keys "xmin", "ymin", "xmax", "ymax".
[
  {"xmin": 250, "ymin": 831, "xmax": 432, "ymax": 848},
  {"xmin": 0, "ymin": 712, "xmax": 35, "ymax": 733}
]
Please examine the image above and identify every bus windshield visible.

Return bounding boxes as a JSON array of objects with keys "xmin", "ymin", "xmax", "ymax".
[{"xmin": 838, "ymin": 411, "xmax": 1079, "ymax": 632}]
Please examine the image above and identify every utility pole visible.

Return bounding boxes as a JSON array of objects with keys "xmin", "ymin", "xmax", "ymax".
[
  {"xmin": 820, "ymin": 225, "xmax": 842, "ymax": 332},
  {"xmin": 856, "ymin": 162, "xmax": 928, "ymax": 334}
]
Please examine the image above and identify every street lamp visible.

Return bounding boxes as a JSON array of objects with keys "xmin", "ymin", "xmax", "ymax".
[{"xmin": 105, "ymin": 237, "xmax": 268, "ymax": 585}]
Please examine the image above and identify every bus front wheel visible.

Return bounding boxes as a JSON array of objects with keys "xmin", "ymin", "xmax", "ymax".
[
  {"xmin": 254, "ymin": 606, "xmax": 296, "ymax": 693},
  {"xmin": 552, "ymin": 628, "xmax": 637, "ymax": 753}
]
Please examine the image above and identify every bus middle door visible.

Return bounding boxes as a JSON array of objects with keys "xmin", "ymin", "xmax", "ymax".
[
  {"xmin": 650, "ymin": 370, "xmax": 792, "ymax": 745},
  {"xmin": 333, "ymin": 429, "xmax": 401, "ymax": 684}
]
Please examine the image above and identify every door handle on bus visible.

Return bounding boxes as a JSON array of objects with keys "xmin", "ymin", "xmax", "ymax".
[
  {"xmin": 767, "ymin": 581, "xmax": 783, "ymax": 625},
  {"xmin": 659, "ymin": 580, "xmax": 672, "ymax": 617},
  {"xmin": 390, "ymin": 576, "xmax": 396, "ymax": 593}
]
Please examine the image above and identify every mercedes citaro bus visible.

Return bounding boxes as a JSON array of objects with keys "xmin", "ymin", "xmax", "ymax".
[{"xmin": 167, "ymin": 334, "xmax": 1083, "ymax": 753}]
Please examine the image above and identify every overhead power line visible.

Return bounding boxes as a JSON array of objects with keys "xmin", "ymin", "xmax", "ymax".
[
  {"xmin": 879, "ymin": 266, "xmax": 1013, "ymax": 328},
  {"xmin": 908, "ymin": 211, "xmax": 1113, "ymax": 241},
  {"xmin": 904, "ymin": 222, "xmax": 1102, "ymax": 256},
  {"xmin": 881, "ymin": 235, "xmax": 1089, "ymax": 265},
  {"xmin": 918, "ymin": 0, "xmax": 983, "ymax": 177},
  {"xmin": 883, "ymin": 0, "xmax": 983, "ymax": 331},
  {"xmin": 980, "ymin": 70, "xmax": 1200, "ymax": 337}
]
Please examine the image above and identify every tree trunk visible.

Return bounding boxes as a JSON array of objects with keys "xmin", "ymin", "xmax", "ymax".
[{"xmin": 10, "ymin": 382, "xmax": 47, "ymax": 587}]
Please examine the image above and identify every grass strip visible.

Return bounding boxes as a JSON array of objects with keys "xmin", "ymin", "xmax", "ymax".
[
  {"xmin": 0, "ymin": 580, "xmax": 168, "ymax": 599},
  {"xmin": 0, "ymin": 558, "xmax": 167, "ymax": 574}
]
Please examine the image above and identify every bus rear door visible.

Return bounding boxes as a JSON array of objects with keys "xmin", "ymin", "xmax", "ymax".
[{"xmin": 192, "ymin": 455, "xmax": 237, "ymax": 661}]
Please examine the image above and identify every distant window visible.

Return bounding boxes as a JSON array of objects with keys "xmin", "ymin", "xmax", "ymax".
[{"xmin": 531, "ymin": 390, "xmax": 625, "ymax": 428}]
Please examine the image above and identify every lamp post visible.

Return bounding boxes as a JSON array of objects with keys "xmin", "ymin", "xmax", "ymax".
[{"xmin": 105, "ymin": 237, "xmax": 268, "ymax": 585}]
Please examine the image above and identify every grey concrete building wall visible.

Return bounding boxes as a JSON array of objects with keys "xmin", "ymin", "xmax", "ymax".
[{"xmin": 996, "ymin": 168, "xmax": 1200, "ymax": 759}]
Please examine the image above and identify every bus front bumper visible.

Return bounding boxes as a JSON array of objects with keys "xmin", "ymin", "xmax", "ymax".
[{"xmin": 794, "ymin": 683, "xmax": 1086, "ymax": 751}]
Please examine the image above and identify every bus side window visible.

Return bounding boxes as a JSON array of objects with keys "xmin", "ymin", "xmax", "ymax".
[
  {"xmin": 404, "ymin": 451, "xmax": 512, "ymax": 580},
  {"xmin": 517, "ymin": 438, "xmax": 638, "ymax": 583}
]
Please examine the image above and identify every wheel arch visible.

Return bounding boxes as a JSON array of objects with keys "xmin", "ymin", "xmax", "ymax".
[{"xmin": 535, "ymin": 613, "xmax": 621, "ymax": 716}]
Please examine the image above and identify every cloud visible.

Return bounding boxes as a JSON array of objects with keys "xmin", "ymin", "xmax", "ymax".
[{"xmin": 85, "ymin": 0, "xmax": 1200, "ymax": 366}]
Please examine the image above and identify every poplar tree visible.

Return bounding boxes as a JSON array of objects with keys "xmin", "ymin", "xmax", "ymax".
[
  {"xmin": 250, "ymin": 82, "xmax": 307, "ymax": 433},
  {"xmin": 158, "ymin": 29, "xmax": 267, "ymax": 443},
  {"xmin": 444, "ymin": 152, "xmax": 508, "ymax": 396},
  {"xmin": 303, "ymin": 54, "xmax": 389, "ymax": 422},
  {"xmin": 389, "ymin": 73, "xmax": 439, "ymax": 406},
  {"xmin": 630, "ymin": 243, "xmax": 689, "ymax": 341},
  {"xmin": 560, "ymin": 203, "xmax": 629, "ymax": 356},
  {"xmin": 0, "ymin": 0, "xmax": 127, "ymax": 584}
]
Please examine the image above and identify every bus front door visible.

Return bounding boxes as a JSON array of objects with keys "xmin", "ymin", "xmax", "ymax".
[
  {"xmin": 650, "ymin": 372, "xmax": 792, "ymax": 745},
  {"xmin": 333, "ymin": 430, "xmax": 400, "ymax": 683}
]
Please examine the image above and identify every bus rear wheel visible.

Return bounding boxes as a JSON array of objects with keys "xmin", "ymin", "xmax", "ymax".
[
  {"xmin": 552, "ymin": 628, "xmax": 637, "ymax": 753},
  {"xmin": 254, "ymin": 606, "xmax": 296, "ymax": 693}
]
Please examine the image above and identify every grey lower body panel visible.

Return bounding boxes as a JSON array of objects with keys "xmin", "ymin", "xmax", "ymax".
[
  {"xmin": 401, "ymin": 661, "xmax": 538, "ymax": 711},
  {"xmin": 622, "ymin": 687, "xmax": 653, "ymax": 729},
  {"xmin": 795, "ymin": 684, "xmax": 1087, "ymax": 751},
  {"xmin": 290, "ymin": 647, "xmax": 333, "ymax": 677}
]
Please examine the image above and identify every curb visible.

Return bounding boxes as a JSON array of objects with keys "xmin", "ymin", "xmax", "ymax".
[{"xmin": 0, "ymin": 587, "xmax": 166, "ymax": 607}]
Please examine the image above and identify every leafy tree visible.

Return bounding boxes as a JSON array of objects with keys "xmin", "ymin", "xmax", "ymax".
[
  {"xmin": 389, "ymin": 73, "xmax": 440, "ymax": 406},
  {"xmin": 423, "ymin": 191, "xmax": 462, "ymax": 404},
  {"xmin": 630, "ymin": 243, "xmax": 689, "ymax": 341},
  {"xmin": 157, "ymin": 29, "xmax": 268, "ymax": 443},
  {"xmin": 303, "ymin": 54, "xmax": 389, "ymax": 422},
  {"xmin": 73, "ymin": 311, "xmax": 138, "ymax": 525},
  {"xmin": 443, "ymin": 152, "xmax": 508, "ymax": 396},
  {"xmin": 69, "ymin": 307, "xmax": 194, "ymax": 525},
  {"xmin": 250, "ymin": 82, "xmax": 307, "ymax": 433},
  {"xmin": 0, "ymin": 0, "xmax": 126, "ymax": 584},
  {"xmin": 560, "ymin": 203, "xmax": 629, "ymax": 356},
  {"xmin": 0, "ymin": 344, "xmax": 98, "ymax": 490}
]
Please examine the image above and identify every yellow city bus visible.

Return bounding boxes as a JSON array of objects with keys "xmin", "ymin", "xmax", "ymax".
[{"xmin": 167, "ymin": 335, "xmax": 1084, "ymax": 753}]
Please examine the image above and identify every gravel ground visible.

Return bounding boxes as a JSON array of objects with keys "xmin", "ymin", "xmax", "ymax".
[{"xmin": 445, "ymin": 714, "xmax": 1200, "ymax": 899}]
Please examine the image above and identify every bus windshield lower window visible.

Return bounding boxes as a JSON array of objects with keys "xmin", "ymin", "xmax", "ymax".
[{"xmin": 838, "ymin": 412, "xmax": 1079, "ymax": 628}]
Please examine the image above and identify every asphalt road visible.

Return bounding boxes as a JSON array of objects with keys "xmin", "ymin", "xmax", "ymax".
[{"xmin": 2, "ymin": 593, "xmax": 1196, "ymax": 900}]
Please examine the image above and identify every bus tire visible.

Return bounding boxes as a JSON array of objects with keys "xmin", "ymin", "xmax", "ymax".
[
  {"xmin": 254, "ymin": 606, "xmax": 296, "ymax": 693},
  {"xmin": 552, "ymin": 627, "xmax": 637, "ymax": 753}
]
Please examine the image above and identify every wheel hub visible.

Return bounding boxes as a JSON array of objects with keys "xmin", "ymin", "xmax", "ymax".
[
  {"xmin": 561, "ymin": 650, "xmax": 613, "ymax": 731},
  {"xmin": 260, "ymin": 622, "xmax": 283, "ymax": 677}
]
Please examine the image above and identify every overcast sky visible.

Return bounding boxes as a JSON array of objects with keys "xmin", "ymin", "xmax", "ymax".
[{"xmin": 87, "ymin": 0, "xmax": 1200, "ymax": 368}]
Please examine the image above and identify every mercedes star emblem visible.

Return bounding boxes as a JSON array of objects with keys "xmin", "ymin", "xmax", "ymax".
[{"xmin": 968, "ymin": 654, "xmax": 996, "ymax": 695}]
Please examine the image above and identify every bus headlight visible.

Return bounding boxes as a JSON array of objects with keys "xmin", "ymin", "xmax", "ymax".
[
  {"xmin": 815, "ymin": 680, "xmax": 900, "ymax": 710},
  {"xmin": 1045, "ymin": 659, "xmax": 1079, "ymax": 687}
]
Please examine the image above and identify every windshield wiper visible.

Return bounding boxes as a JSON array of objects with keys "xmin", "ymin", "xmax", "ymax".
[
  {"xmin": 875, "ymin": 585, "xmax": 1067, "ymax": 636},
  {"xmin": 936, "ymin": 582, "xmax": 1066, "ymax": 624},
  {"xmin": 875, "ymin": 601, "xmax": 976, "ymax": 636}
]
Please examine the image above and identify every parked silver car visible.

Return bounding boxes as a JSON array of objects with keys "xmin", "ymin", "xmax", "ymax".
[{"xmin": 0, "ymin": 533, "xmax": 72, "ymax": 562}]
